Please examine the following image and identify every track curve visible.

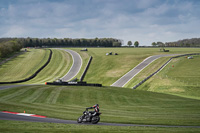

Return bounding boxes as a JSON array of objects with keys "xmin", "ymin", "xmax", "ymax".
[{"xmin": 59, "ymin": 49, "xmax": 82, "ymax": 81}]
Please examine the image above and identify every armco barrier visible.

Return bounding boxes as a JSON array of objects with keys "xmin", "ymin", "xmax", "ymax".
[
  {"xmin": 46, "ymin": 81, "xmax": 102, "ymax": 87},
  {"xmin": 0, "ymin": 49, "xmax": 52, "ymax": 84},
  {"xmin": 133, "ymin": 53, "xmax": 200, "ymax": 89},
  {"xmin": 80, "ymin": 56, "xmax": 93, "ymax": 82}
]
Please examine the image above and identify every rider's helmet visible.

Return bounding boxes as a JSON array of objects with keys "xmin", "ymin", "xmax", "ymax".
[{"xmin": 93, "ymin": 104, "xmax": 99, "ymax": 107}]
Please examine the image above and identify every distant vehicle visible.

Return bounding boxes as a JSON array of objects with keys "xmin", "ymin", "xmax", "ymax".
[
  {"xmin": 80, "ymin": 48, "xmax": 88, "ymax": 51},
  {"xmin": 188, "ymin": 56, "xmax": 193, "ymax": 59}
]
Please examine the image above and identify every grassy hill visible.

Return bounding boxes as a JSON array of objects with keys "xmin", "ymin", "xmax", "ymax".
[
  {"xmin": 0, "ymin": 49, "xmax": 49, "ymax": 82},
  {"xmin": 70, "ymin": 48, "xmax": 200, "ymax": 86},
  {"xmin": 0, "ymin": 48, "xmax": 72, "ymax": 84},
  {"xmin": 0, "ymin": 47, "xmax": 200, "ymax": 132},
  {"xmin": 137, "ymin": 55, "xmax": 200, "ymax": 100},
  {"xmin": 0, "ymin": 85, "xmax": 199, "ymax": 126}
]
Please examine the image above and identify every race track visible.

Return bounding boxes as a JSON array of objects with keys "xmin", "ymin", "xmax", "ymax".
[
  {"xmin": 59, "ymin": 49, "xmax": 82, "ymax": 81},
  {"xmin": 111, "ymin": 54, "xmax": 180, "ymax": 87},
  {"xmin": 1, "ymin": 52, "xmax": 199, "ymax": 128},
  {"xmin": 0, "ymin": 112, "xmax": 199, "ymax": 128}
]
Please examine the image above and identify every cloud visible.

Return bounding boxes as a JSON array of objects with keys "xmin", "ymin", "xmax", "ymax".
[{"xmin": 0, "ymin": 0, "xmax": 200, "ymax": 45}]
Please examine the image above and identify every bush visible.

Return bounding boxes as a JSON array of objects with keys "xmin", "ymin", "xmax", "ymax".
[{"xmin": 0, "ymin": 40, "xmax": 23, "ymax": 58}]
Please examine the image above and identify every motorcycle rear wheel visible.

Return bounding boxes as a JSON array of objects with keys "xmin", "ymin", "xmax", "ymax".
[{"xmin": 91, "ymin": 116, "xmax": 100, "ymax": 124}]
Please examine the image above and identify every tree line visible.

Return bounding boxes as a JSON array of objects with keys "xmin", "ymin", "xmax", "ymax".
[
  {"xmin": 0, "ymin": 37, "xmax": 122, "ymax": 58},
  {"xmin": 0, "ymin": 39, "xmax": 23, "ymax": 58},
  {"xmin": 15, "ymin": 37, "xmax": 122, "ymax": 47},
  {"xmin": 152, "ymin": 38, "xmax": 200, "ymax": 47}
]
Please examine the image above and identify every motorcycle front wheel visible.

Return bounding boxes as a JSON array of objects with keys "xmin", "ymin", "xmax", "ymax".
[
  {"xmin": 77, "ymin": 116, "xmax": 83, "ymax": 123},
  {"xmin": 91, "ymin": 116, "xmax": 100, "ymax": 124}
]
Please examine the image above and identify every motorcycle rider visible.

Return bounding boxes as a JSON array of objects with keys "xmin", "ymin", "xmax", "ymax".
[{"xmin": 86, "ymin": 104, "xmax": 99, "ymax": 117}]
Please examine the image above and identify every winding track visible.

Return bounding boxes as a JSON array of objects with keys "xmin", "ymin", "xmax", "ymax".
[
  {"xmin": 59, "ymin": 49, "xmax": 82, "ymax": 81},
  {"xmin": 0, "ymin": 52, "xmax": 199, "ymax": 128},
  {"xmin": 111, "ymin": 54, "xmax": 180, "ymax": 87}
]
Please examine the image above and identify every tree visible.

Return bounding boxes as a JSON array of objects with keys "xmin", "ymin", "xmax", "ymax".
[
  {"xmin": 152, "ymin": 42, "xmax": 157, "ymax": 47},
  {"xmin": 134, "ymin": 41, "xmax": 139, "ymax": 47},
  {"xmin": 127, "ymin": 41, "xmax": 132, "ymax": 47},
  {"xmin": 112, "ymin": 42, "xmax": 121, "ymax": 47}
]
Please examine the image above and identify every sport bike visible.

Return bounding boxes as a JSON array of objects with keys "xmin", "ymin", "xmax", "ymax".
[{"xmin": 77, "ymin": 109, "xmax": 101, "ymax": 124}]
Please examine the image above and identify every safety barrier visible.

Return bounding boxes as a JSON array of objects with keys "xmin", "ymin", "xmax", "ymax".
[
  {"xmin": 46, "ymin": 81, "xmax": 102, "ymax": 87},
  {"xmin": 133, "ymin": 53, "xmax": 200, "ymax": 89},
  {"xmin": 80, "ymin": 56, "xmax": 93, "ymax": 82},
  {"xmin": 0, "ymin": 49, "xmax": 52, "ymax": 84}
]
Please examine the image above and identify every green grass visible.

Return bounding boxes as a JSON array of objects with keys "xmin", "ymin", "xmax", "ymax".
[
  {"xmin": 137, "ymin": 55, "xmax": 200, "ymax": 99},
  {"xmin": 0, "ymin": 120, "xmax": 199, "ymax": 133},
  {"xmin": 0, "ymin": 85, "xmax": 200, "ymax": 126},
  {"xmin": 1, "ymin": 47, "xmax": 200, "ymax": 132},
  {"xmin": 0, "ymin": 48, "xmax": 72, "ymax": 84},
  {"xmin": 68, "ymin": 48, "xmax": 200, "ymax": 86},
  {"xmin": 124, "ymin": 56, "xmax": 171, "ymax": 88},
  {"xmin": 0, "ymin": 49, "xmax": 49, "ymax": 82},
  {"xmin": 25, "ymin": 49, "xmax": 72, "ymax": 84}
]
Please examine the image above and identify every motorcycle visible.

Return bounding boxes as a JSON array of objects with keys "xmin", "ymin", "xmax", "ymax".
[{"xmin": 77, "ymin": 109, "xmax": 101, "ymax": 124}]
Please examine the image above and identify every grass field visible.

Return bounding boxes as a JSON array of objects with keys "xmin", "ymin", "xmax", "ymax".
[
  {"xmin": 137, "ymin": 55, "xmax": 200, "ymax": 100},
  {"xmin": 0, "ymin": 85, "xmax": 200, "ymax": 126},
  {"xmin": 1, "ymin": 120, "xmax": 199, "ymax": 133},
  {"xmin": 0, "ymin": 49, "xmax": 49, "ymax": 82},
  {"xmin": 68, "ymin": 48, "xmax": 200, "ymax": 86},
  {"xmin": 25, "ymin": 49, "xmax": 72, "ymax": 84},
  {"xmin": 0, "ymin": 47, "xmax": 200, "ymax": 132},
  {"xmin": 0, "ymin": 48, "xmax": 72, "ymax": 84}
]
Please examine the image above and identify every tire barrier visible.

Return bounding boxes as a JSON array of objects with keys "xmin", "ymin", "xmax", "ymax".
[
  {"xmin": 0, "ymin": 49, "xmax": 52, "ymax": 84},
  {"xmin": 46, "ymin": 81, "xmax": 102, "ymax": 87},
  {"xmin": 133, "ymin": 53, "xmax": 200, "ymax": 89},
  {"xmin": 80, "ymin": 56, "xmax": 93, "ymax": 82}
]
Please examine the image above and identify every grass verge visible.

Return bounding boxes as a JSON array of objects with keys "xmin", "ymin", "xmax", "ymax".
[
  {"xmin": 0, "ymin": 120, "xmax": 199, "ymax": 133},
  {"xmin": 137, "ymin": 55, "xmax": 200, "ymax": 99}
]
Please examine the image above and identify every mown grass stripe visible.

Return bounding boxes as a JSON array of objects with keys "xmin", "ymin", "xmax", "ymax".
[
  {"xmin": 0, "ymin": 86, "xmax": 35, "ymax": 101},
  {"xmin": 33, "ymin": 86, "xmax": 54, "ymax": 103},
  {"xmin": 40, "ymin": 50, "xmax": 70, "ymax": 82},
  {"xmin": 46, "ymin": 87, "xmax": 63, "ymax": 104},
  {"xmin": 21, "ymin": 86, "xmax": 50, "ymax": 103}
]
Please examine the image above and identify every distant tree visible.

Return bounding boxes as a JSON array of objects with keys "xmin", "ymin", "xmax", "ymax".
[
  {"xmin": 112, "ymin": 42, "xmax": 121, "ymax": 47},
  {"xmin": 134, "ymin": 41, "xmax": 139, "ymax": 47},
  {"xmin": 151, "ymin": 42, "xmax": 157, "ymax": 47},
  {"xmin": 127, "ymin": 41, "xmax": 132, "ymax": 47}
]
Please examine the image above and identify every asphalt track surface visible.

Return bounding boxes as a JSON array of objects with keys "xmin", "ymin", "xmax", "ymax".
[
  {"xmin": 1, "ymin": 112, "xmax": 200, "ymax": 128},
  {"xmin": 111, "ymin": 54, "xmax": 180, "ymax": 87},
  {"xmin": 59, "ymin": 49, "xmax": 82, "ymax": 82}
]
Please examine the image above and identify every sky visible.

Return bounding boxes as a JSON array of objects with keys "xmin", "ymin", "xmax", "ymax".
[{"xmin": 0, "ymin": 0, "xmax": 200, "ymax": 46}]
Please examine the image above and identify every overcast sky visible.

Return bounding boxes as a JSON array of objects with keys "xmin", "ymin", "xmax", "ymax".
[{"xmin": 0, "ymin": 0, "xmax": 200, "ymax": 45}]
